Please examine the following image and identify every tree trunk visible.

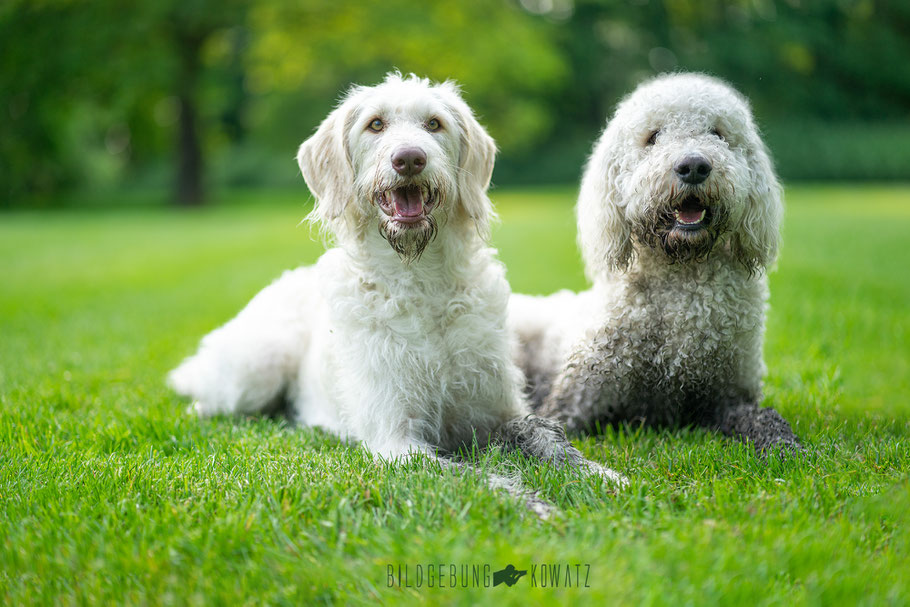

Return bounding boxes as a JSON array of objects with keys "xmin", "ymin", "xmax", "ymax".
[{"xmin": 175, "ymin": 30, "xmax": 204, "ymax": 206}]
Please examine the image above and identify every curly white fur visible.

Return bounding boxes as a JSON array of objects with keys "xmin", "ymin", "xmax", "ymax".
[
  {"xmin": 511, "ymin": 73, "xmax": 801, "ymax": 452},
  {"xmin": 169, "ymin": 74, "xmax": 623, "ymax": 509}
]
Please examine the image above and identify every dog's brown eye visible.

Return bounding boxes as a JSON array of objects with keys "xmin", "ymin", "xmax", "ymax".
[
  {"xmin": 426, "ymin": 118, "xmax": 441, "ymax": 132},
  {"xmin": 646, "ymin": 129, "xmax": 659, "ymax": 146},
  {"xmin": 367, "ymin": 118, "xmax": 384, "ymax": 132},
  {"xmin": 711, "ymin": 127, "xmax": 725, "ymax": 141}
]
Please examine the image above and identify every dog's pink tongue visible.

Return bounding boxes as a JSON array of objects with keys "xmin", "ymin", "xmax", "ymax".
[
  {"xmin": 392, "ymin": 186, "xmax": 423, "ymax": 217},
  {"xmin": 677, "ymin": 207, "xmax": 704, "ymax": 223}
]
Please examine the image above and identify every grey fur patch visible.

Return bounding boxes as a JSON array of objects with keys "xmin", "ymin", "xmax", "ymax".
[
  {"xmin": 493, "ymin": 415, "xmax": 590, "ymax": 469},
  {"xmin": 516, "ymin": 331, "xmax": 556, "ymax": 411},
  {"xmin": 713, "ymin": 403, "xmax": 804, "ymax": 454}
]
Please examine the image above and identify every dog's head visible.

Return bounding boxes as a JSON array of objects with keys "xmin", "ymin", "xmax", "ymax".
[
  {"xmin": 297, "ymin": 73, "xmax": 496, "ymax": 262},
  {"xmin": 578, "ymin": 73, "xmax": 782, "ymax": 279}
]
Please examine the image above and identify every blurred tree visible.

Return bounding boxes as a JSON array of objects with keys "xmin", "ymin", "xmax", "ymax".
[
  {"xmin": 0, "ymin": 0, "xmax": 246, "ymax": 206},
  {"xmin": 163, "ymin": 1, "xmax": 247, "ymax": 205}
]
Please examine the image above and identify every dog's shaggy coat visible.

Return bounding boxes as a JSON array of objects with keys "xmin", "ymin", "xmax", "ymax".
[
  {"xmin": 510, "ymin": 73, "xmax": 801, "ymax": 452},
  {"xmin": 169, "ymin": 74, "xmax": 622, "ymax": 514}
]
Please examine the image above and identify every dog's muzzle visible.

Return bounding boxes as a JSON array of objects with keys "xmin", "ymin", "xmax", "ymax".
[{"xmin": 635, "ymin": 186, "xmax": 728, "ymax": 263}]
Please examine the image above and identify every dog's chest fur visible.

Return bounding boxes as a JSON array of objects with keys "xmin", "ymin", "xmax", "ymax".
[
  {"xmin": 318, "ymin": 242, "xmax": 521, "ymax": 450},
  {"xmin": 592, "ymin": 252, "xmax": 766, "ymax": 424}
]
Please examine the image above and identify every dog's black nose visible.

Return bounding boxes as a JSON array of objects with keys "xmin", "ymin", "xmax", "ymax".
[
  {"xmin": 674, "ymin": 154, "xmax": 712, "ymax": 184},
  {"xmin": 391, "ymin": 147, "xmax": 427, "ymax": 176}
]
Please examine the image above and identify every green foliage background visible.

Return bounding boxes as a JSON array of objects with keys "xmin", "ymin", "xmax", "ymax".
[{"xmin": 2, "ymin": 0, "xmax": 909, "ymax": 206}]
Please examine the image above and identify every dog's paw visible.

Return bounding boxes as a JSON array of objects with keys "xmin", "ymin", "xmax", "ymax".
[
  {"xmin": 525, "ymin": 493, "xmax": 557, "ymax": 521},
  {"xmin": 583, "ymin": 461, "xmax": 630, "ymax": 488},
  {"xmin": 185, "ymin": 401, "xmax": 205, "ymax": 418},
  {"xmin": 186, "ymin": 399, "xmax": 226, "ymax": 419}
]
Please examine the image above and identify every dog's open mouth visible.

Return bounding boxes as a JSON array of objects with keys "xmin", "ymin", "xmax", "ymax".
[
  {"xmin": 673, "ymin": 196, "xmax": 710, "ymax": 231},
  {"xmin": 377, "ymin": 185, "xmax": 437, "ymax": 226},
  {"xmin": 638, "ymin": 192, "xmax": 728, "ymax": 264}
]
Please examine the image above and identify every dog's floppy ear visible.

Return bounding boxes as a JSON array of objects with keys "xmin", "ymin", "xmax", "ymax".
[
  {"xmin": 731, "ymin": 137, "xmax": 783, "ymax": 272},
  {"xmin": 577, "ymin": 124, "xmax": 634, "ymax": 281},
  {"xmin": 297, "ymin": 90, "xmax": 360, "ymax": 228},
  {"xmin": 441, "ymin": 84, "xmax": 497, "ymax": 237}
]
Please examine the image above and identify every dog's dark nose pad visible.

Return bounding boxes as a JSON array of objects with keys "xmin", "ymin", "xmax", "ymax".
[
  {"xmin": 674, "ymin": 154, "xmax": 712, "ymax": 184},
  {"xmin": 391, "ymin": 147, "xmax": 427, "ymax": 176}
]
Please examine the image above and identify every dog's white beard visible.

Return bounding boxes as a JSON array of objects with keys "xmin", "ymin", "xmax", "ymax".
[{"xmin": 378, "ymin": 215, "xmax": 438, "ymax": 263}]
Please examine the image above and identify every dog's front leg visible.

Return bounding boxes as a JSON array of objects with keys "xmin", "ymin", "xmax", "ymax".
[
  {"xmin": 711, "ymin": 403, "xmax": 804, "ymax": 455},
  {"xmin": 493, "ymin": 415, "xmax": 627, "ymax": 486}
]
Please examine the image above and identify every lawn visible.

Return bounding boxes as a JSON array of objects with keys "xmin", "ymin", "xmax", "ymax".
[{"xmin": 2, "ymin": 184, "xmax": 909, "ymax": 605}]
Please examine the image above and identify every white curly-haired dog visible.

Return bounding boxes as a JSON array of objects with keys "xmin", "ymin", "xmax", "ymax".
[
  {"xmin": 169, "ymin": 73, "xmax": 623, "ymax": 515},
  {"xmin": 510, "ymin": 73, "xmax": 801, "ymax": 453}
]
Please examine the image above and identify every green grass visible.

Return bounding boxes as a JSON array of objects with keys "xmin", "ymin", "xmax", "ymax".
[{"xmin": 2, "ymin": 184, "xmax": 909, "ymax": 605}]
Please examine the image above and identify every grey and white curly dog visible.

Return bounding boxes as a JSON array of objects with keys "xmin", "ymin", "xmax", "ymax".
[{"xmin": 510, "ymin": 73, "xmax": 802, "ymax": 454}]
